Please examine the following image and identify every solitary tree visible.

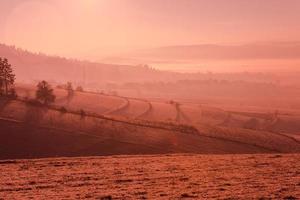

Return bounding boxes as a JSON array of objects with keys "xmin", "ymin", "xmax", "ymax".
[
  {"xmin": 0, "ymin": 58, "xmax": 16, "ymax": 96},
  {"xmin": 36, "ymin": 80, "xmax": 56, "ymax": 105},
  {"xmin": 66, "ymin": 82, "xmax": 74, "ymax": 99}
]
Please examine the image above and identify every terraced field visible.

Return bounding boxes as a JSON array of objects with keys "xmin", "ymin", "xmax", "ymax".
[
  {"xmin": 68, "ymin": 92, "xmax": 125, "ymax": 115},
  {"xmin": 3, "ymin": 97, "xmax": 287, "ymax": 159},
  {"xmin": 1, "ymin": 84, "xmax": 300, "ymax": 158},
  {"xmin": 108, "ymin": 98, "xmax": 149, "ymax": 119},
  {"xmin": 140, "ymin": 101, "xmax": 177, "ymax": 122},
  {"xmin": 0, "ymin": 154, "xmax": 299, "ymax": 199}
]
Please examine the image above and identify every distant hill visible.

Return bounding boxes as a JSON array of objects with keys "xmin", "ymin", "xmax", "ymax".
[
  {"xmin": 0, "ymin": 43, "xmax": 294, "ymax": 88},
  {"xmin": 0, "ymin": 43, "xmax": 185, "ymax": 87},
  {"xmin": 101, "ymin": 42, "xmax": 300, "ymax": 73},
  {"xmin": 130, "ymin": 42, "xmax": 300, "ymax": 60}
]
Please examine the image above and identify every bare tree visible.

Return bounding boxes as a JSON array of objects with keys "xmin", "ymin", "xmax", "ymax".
[
  {"xmin": 36, "ymin": 80, "xmax": 56, "ymax": 105},
  {"xmin": 0, "ymin": 58, "xmax": 16, "ymax": 96}
]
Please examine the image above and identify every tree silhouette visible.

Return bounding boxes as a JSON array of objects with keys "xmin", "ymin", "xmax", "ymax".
[
  {"xmin": 36, "ymin": 80, "xmax": 56, "ymax": 105},
  {"xmin": 66, "ymin": 82, "xmax": 74, "ymax": 99},
  {"xmin": 0, "ymin": 57, "xmax": 16, "ymax": 96}
]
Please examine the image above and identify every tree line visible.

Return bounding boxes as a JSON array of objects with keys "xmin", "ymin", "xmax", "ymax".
[{"xmin": 0, "ymin": 57, "xmax": 83, "ymax": 106}]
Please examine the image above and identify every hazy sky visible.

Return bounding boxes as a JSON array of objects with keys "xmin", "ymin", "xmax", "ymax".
[{"xmin": 1, "ymin": 0, "xmax": 300, "ymax": 60}]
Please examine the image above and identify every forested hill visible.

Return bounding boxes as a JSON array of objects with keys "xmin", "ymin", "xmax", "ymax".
[
  {"xmin": 0, "ymin": 43, "xmax": 185, "ymax": 86},
  {"xmin": 0, "ymin": 43, "xmax": 281, "ymax": 88}
]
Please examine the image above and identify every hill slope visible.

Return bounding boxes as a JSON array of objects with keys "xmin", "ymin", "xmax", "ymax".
[
  {"xmin": 2, "ymin": 83, "xmax": 300, "ymax": 160},
  {"xmin": 1, "ymin": 98, "xmax": 274, "ymax": 159}
]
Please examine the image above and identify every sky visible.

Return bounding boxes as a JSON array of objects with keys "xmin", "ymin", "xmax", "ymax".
[{"xmin": 1, "ymin": 0, "xmax": 300, "ymax": 61}]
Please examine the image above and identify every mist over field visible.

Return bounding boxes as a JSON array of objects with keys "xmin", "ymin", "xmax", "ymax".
[{"xmin": 1, "ymin": 0, "xmax": 300, "ymax": 199}]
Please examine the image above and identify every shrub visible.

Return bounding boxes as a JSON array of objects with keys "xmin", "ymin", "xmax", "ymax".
[{"xmin": 76, "ymin": 86, "xmax": 84, "ymax": 92}]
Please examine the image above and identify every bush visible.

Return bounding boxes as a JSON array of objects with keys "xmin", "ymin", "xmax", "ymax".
[
  {"xmin": 56, "ymin": 85, "xmax": 65, "ymax": 89},
  {"xmin": 76, "ymin": 86, "xmax": 84, "ymax": 92}
]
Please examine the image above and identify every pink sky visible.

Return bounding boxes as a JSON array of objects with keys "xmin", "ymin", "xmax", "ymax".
[{"xmin": 1, "ymin": 0, "xmax": 300, "ymax": 62}]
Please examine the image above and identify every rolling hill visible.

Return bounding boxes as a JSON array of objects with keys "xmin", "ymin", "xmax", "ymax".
[{"xmin": 1, "ymin": 84, "xmax": 300, "ymax": 159}]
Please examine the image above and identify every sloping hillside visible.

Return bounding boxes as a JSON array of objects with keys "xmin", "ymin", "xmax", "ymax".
[
  {"xmin": 1, "ymin": 98, "xmax": 273, "ymax": 159},
  {"xmin": 3, "ymin": 82, "xmax": 300, "ymax": 160}
]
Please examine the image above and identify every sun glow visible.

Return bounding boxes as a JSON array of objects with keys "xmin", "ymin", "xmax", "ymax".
[{"xmin": 80, "ymin": 0, "xmax": 100, "ymax": 10}]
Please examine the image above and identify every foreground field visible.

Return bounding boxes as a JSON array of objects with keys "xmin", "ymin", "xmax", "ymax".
[{"xmin": 0, "ymin": 154, "xmax": 299, "ymax": 199}]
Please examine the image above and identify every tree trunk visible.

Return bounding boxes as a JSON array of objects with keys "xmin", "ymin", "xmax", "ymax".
[
  {"xmin": 4, "ymin": 72, "xmax": 8, "ymax": 95},
  {"xmin": 0, "ymin": 80, "xmax": 2, "ymax": 96}
]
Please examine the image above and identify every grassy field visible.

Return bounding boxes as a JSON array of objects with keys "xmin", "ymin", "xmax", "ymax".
[{"xmin": 0, "ymin": 154, "xmax": 299, "ymax": 199}]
